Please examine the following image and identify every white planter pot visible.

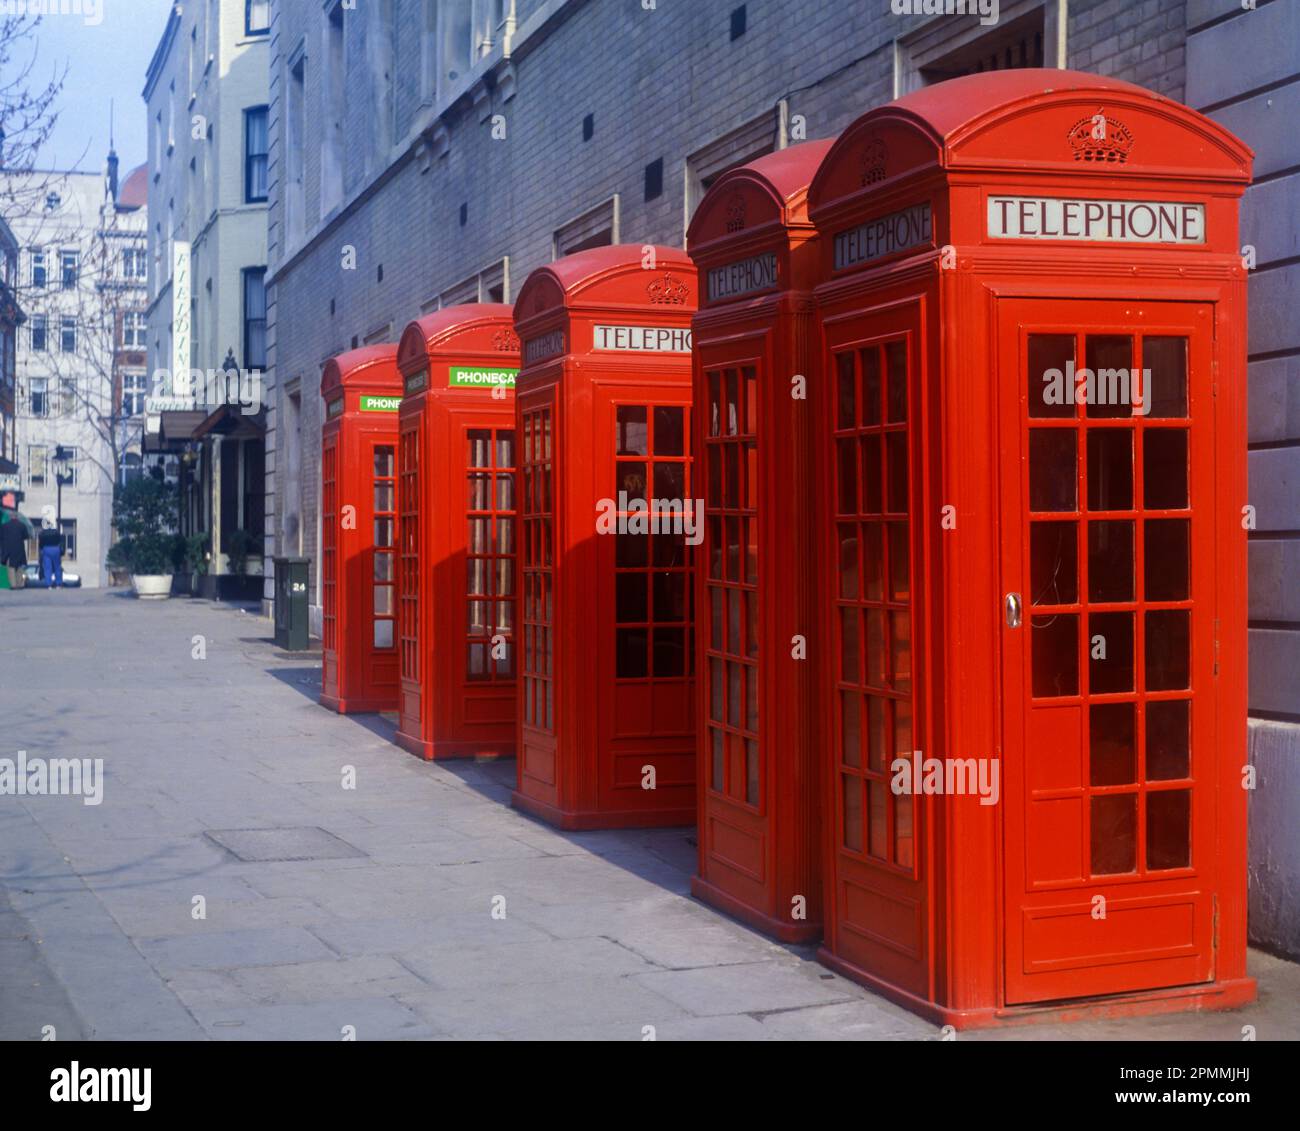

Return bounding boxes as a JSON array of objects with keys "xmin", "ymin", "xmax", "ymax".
[{"xmin": 132, "ymin": 574, "xmax": 173, "ymax": 600}]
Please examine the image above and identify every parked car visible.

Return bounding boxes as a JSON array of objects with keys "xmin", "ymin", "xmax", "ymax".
[{"xmin": 22, "ymin": 564, "xmax": 82, "ymax": 589}]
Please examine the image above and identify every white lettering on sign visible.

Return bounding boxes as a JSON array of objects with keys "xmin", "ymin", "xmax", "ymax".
[
  {"xmin": 524, "ymin": 330, "xmax": 565, "ymax": 365},
  {"xmin": 404, "ymin": 368, "xmax": 428, "ymax": 394},
  {"xmin": 707, "ymin": 252, "xmax": 778, "ymax": 302},
  {"xmin": 834, "ymin": 202, "xmax": 932, "ymax": 270},
  {"xmin": 171, "ymin": 241, "xmax": 192, "ymax": 387},
  {"xmin": 987, "ymin": 197, "xmax": 1206, "ymax": 244},
  {"xmin": 592, "ymin": 325, "xmax": 693, "ymax": 353}
]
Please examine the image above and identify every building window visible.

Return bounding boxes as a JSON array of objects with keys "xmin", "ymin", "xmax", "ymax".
[
  {"xmin": 321, "ymin": 1, "xmax": 345, "ymax": 216},
  {"xmin": 118, "ymin": 451, "xmax": 144, "ymax": 487},
  {"xmin": 122, "ymin": 371, "xmax": 147, "ymax": 416},
  {"xmin": 60, "ymin": 250, "xmax": 78, "ymax": 289},
  {"xmin": 896, "ymin": 0, "xmax": 1057, "ymax": 94},
  {"xmin": 122, "ymin": 248, "xmax": 147, "ymax": 278},
  {"xmin": 59, "ymin": 518, "xmax": 77, "ymax": 560},
  {"xmin": 30, "ymin": 250, "xmax": 46, "ymax": 288},
  {"xmin": 60, "ymin": 317, "xmax": 76, "ymax": 353},
  {"xmin": 437, "ymin": 257, "xmax": 509, "ymax": 308},
  {"xmin": 243, "ymin": 267, "xmax": 267, "ymax": 371},
  {"xmin": 553, "ymin": 198, "xmax": 619, "ymax": 259},
  {"xmin": 441, "ymin": 0, "xmax": 472, "ymax": 87},
  {"xmin": 244, "ymin": 106, "xmax": 268, "ymax": 203},
  {"xmin": 30, "ymin": 314, "xmax": 47, "ymax": 352},
  {"xmin": 685, "ymin": 112, "xmax": 779, "ymax": 230},
  {"xmin": 29, "ymin": 377, "xmax": 49, "ymax": 416},
  {"xmin": 44, "ymin": 192, "xmax": 60, "ymax": 211},
  {"xmin": 56, "ymin": 447, "xmax": 78, "ymax": 487},
  {"xmin": 28, "ymin": 445, "xmax": 47, "ymax": 485},
  {"xmin": 246, "ymin": 0, "xmax": 269, "ymax": 35},
  {"xmin": 123, "ymin": 311, "xmax": 147, "ymax": 348},
  {"xmin": 286, "ymin": 52, "xmax": 307, "ymax": 244}
]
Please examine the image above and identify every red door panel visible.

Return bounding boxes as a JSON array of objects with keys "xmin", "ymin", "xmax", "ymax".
[
  {"xmin": 998, "ymin": 298, "xmax": 1217, "ymax": 1005},
  {"xmin": 595, "ymin": 390, "xmax": 696, "ymax": 818},
  {"xmin": 824, "ymin": 301, "xmax": 929, "ymax": 1000}
]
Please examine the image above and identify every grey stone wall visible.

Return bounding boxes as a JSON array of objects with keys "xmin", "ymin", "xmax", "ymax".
[{"xmin": 1186, "ymin": 0, "xmax": 1300, "ymax": 960}]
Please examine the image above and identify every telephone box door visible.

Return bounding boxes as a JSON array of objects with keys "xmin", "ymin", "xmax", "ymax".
[
  {"xmin": 998, "ymin": 297, "xmax": 1217, "ymax": 1005},
  {"xmin": 596, "ymin": 390, "xmax": 695, "ymax": 816},
  {"xmin": 825, "ymin": 299, "xmax": 928, "ymax": 998}
]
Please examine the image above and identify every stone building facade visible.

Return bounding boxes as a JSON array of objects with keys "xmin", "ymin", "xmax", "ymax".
[
  {"xmin": 143, "ymin": 0, "xmax": 270, "ymax": 591},
  {"xmin": 4, "ymin": 161, "xmax": 147, "ymax": 587},
  {"xmin": 261, "ymin": 0, "xmax": 1297, "ymax": 954}
]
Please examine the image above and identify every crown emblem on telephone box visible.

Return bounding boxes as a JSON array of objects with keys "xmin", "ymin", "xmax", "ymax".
[{"xmin": 1068, "ymin": 110, "xmax": 1134, "ymax": 164}]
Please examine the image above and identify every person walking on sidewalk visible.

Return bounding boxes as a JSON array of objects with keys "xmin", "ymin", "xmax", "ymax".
[{"xmin": 38, "ymin": 523, "xmax": 64, "ymax": 588}]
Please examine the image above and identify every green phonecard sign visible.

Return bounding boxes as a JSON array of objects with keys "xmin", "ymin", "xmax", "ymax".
[
  {"xmin": 359, "ymin": 395, "xmax": 402, "ymax": 412},
  {"xmin": 449, "ymin": 366, "xmax": 518, "ymax": 389}
]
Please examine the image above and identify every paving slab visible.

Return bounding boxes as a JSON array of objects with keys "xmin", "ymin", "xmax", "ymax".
[
  {"xmin": 228, "ymin": 955, "xmax": 431, "ymax": 1003},
  {"xmin": 634, "ymin": 960, "xmax": 859, "ymax": 1017},
  {"xmin": 136, "ymin": 926, "xmax": 339, "ymax": 972}
]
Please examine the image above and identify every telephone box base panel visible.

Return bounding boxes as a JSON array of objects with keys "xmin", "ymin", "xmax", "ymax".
[
  {"xmin": 394, "ymin": 730, "xmax": 514, "ymax": 763},
  {"xmin": 817, "ymin": 948, "xmax": 1256, "ymax": 1031},
  {"xmin": 510, "ymin": 790, "xmax": 694, "ymax": 831},
  {"xmin": 320, "ymin": 694, "xmax": 397, "ymax": 715},
  {"xmin": 691, "ymin": 876, "xmax": 821, "ymax": 944}
]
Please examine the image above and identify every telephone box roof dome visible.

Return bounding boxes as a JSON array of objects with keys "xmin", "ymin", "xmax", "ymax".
[
  {"xmin": 810, "ymin": 68, "xmax": 1252, "ymax": 216},
  {"xmin": 320, "ymin": 343, "xmax": 400, "ymax": 398},
  {"xmin": 887, "ymin": 68, "xmax": 1154, "ymax": 141},
  {"xmin": 515, "ymin": 244, "xmax": 697, "ymax": 323},
  {"xmin": 687, "ymin": 138, "xmax": 836, "ymax": 250},
  {"xmin": 397, "ymin": 303, "xmax": 517, "ymax": 373}
]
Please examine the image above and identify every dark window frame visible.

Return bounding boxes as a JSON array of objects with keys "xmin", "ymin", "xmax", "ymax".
[
  {"xmin": 244, "ymin": 105, "xmax": 269, "ymax": 203},
  {"xmin": 242, "ymin": 266, "xmax": 267, "ymax": 371},
  {"xmin": 245, "ymin": 0, "xmax": 270, "ymax": 36}
]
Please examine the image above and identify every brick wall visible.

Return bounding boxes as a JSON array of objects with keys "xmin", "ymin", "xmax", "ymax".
[{"xmin": 262, "ymin": 0, "xmax": 1194, "ymax": 616}]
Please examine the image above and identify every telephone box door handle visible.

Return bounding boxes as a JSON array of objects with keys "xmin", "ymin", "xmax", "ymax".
[{"xmin": 1005, "ymin": 592, "xmax": 1022, "ymax": 629}]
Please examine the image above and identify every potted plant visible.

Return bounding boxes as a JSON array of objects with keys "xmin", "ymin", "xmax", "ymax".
[
  {"xmin": 225, "ymin": 528, "xmax": 257, "ymax": 577},
  {"xmin": 184, "ymin": 533, "xmax": 210, "ymax": 595},
  {"xmin": 109, "ymin": 475, "xmax": 177, "ymax": 599}
]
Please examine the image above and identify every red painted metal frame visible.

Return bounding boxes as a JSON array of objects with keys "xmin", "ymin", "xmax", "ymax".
[
  {"xmin": 685, "ymin": 140, "xmax": 835, "ymax": 942},
  {"xmin": 319, "ymin": 345, "xmax": 403, "ymax": 713},
  {"xmin": 394, "ymin": 304, "xmax": 520, "ymax": 761},
  {"xmin": 511, "ymin": 245, "xmax": 699, "ymax": 829},
  {"xmin": 808, "ymin": 69, "xmax": 1255, "ymax": 1027}
]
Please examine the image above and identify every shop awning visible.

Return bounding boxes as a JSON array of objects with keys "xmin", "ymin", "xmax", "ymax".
[
  {"xmin": 143, "ymin": 410, "xmax": 208, "ymax": 452},
  {"xmin": 191, "ymin": 405, "xmax": 267, "ymax": 440}
]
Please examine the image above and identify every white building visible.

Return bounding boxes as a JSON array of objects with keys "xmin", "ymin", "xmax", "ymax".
[
  {"xmin": 143, "ymin": 0, "xmax": 269, "ymax": 598},
  {"xmin": 5, "ymin": 155, "xmax": 148, "ymax": 588}
]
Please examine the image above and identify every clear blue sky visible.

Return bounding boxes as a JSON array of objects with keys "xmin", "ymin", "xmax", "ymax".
[{"xmin": 29, "ymin": 0, "xmax": 178, "ymax": 175}]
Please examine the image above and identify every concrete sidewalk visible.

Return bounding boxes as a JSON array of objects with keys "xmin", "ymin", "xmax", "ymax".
[{"xmin": 1, "ymin": 589, "xmax": 1296, "ymax": 1040}]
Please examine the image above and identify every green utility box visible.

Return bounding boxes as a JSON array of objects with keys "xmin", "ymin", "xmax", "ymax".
[{"xmin": 273, "ymin": 556, "xmax": 310, "ymax": 651}]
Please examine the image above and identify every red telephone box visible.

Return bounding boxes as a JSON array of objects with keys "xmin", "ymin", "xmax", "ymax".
[
  {"xmin": 511, "ymin": 245, "xmax": 698, "ymax": 828},
  {"xmin": 393, "ymin": 305, "xmax": 519, "ymax": 761},
  {"xmin": 320, "ymin": 345, "xmax": 403, "ymax": 713},
  {"xmin": 685, "ymin": 140, "xmax": 835, "ymax": 941},
  {"xmin": 809, "ymin": 70, "xmax": 1254, "ymax": 1026}
]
